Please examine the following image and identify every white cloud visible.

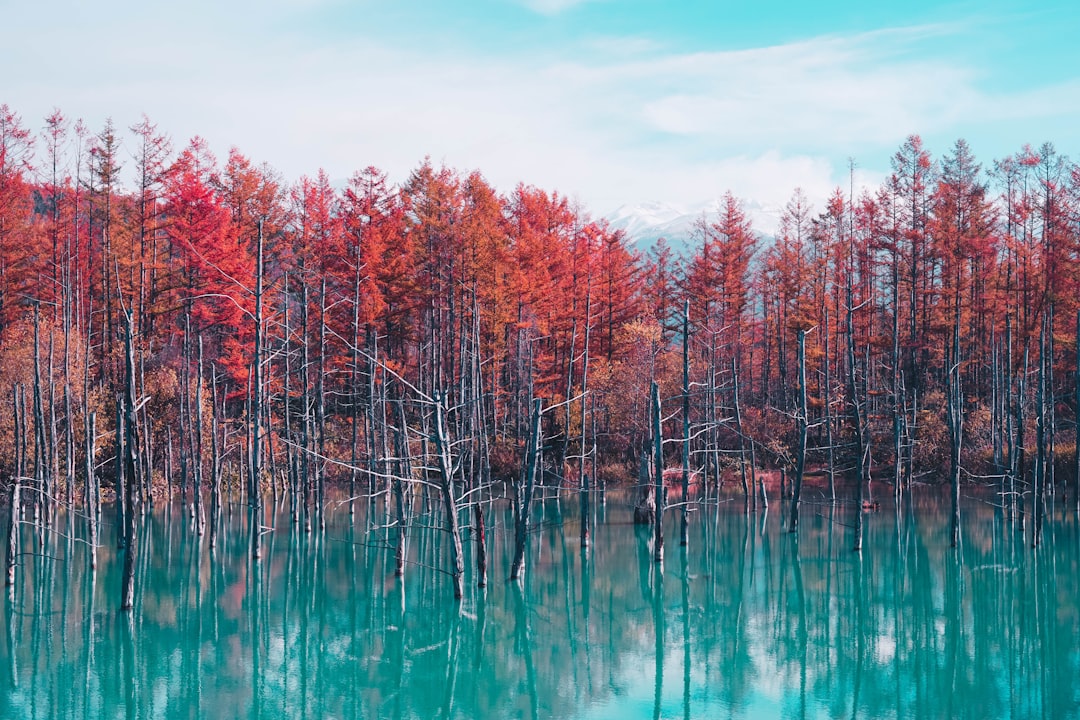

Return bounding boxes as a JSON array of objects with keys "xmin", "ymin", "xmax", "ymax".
[
  {"xmin": 1, "ymin": 8, "xmax": 1074, "ymax": 220},
  {"xmin": 518, "ymin": 0, "xmax": 605, "ymax": 15}
]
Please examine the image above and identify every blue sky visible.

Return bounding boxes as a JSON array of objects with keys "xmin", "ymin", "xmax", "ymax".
[{"xmin": 3, "ymin": 0, "xmax": 1078, "ymax": 224}]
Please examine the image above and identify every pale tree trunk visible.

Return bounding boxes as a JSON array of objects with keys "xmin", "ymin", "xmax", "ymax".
[
  {"xmin": 947, "ymin": 282, "xmax": 963, "ymax": 549},
  {"xmin": 652, "ymin": 381, "xmax": 664, "ymax": 564},
  {"xmin": 511, "ymin": 398, "xmax": 542, "ymax": 582},
  {"xmin": 120, "ymin": 310, "xmax": 141, "ymax": 612},
  {"xmin": 5, "ymin": 483, "xmax": 19, "ymax": 594},
  {"xmin": 1034, "ymin": 312, "xmax": 1048, "ymax": 547},
  {"xmin": 579, "ymin": 286, "xmax": 592, "ymax": 551},
  {"xmin": 115, "ymin": 400, "xmax": 125, "ymax": 550},
  {"xmin": 824, "ymin": 308, "xmax": 836, "ymax": 502},
  {"xmin": 433, "ymin": 391, "xmax": 465, "ymax": 600},
  {"xmin": 680, "ymin": 301, "xmax": 690, "ymax": 547},
  {"xmin": 846, "ymin": 274, "xmax": 868, "ymax": 552},
  {"xmin": 392, "ymin": 393, "xmax": 410, "ymax": 579},
  {"xmin": 789, "ymin": 329, "xmax": 808, "ymax": 533},
  {"xmin": 250, "ymin": 220, "xmax": 265, "ymax": 561},
  {"xmin": 210, "ymin": 366, "xmax": 222, "ymax": 551},
  {"xmin": 194, "ymin": 337, "xmax": 205, "ymax": 536},
  {"xmin": 1074, "ymin": 309, "xmax": 1079, "ymax": 516},
  {"xmin": 84, "ymin": 411, "xmax": 97, "ymax": 570}
]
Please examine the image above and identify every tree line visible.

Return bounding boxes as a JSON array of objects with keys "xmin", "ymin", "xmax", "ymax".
[{"xmin": 1, "ymin": 103, "xmax": 1079, "ymax": 602}]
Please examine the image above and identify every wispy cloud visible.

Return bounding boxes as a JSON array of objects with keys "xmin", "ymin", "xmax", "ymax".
[
  {"xmin": 518, "ymin": 0, "xmax": 605, "ymax": 15},
  {"xmin": 2, "ymin": 5, "xmax": 1075, "ymax": 219}
]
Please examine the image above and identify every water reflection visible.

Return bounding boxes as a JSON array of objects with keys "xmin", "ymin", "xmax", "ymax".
[{"xmin": 1, "ymin": 491, "xmax": 1079, "ymax": 718}]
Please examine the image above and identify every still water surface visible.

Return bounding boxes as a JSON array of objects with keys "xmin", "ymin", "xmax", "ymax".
[{"xmin": 1, "ymin": 489, "xmax": 1078, "ymax": 719}]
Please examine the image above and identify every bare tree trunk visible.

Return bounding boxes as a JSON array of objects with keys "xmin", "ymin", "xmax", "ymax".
[
  {"xmin": 991, "ymin": 327, "xmax": 1002, "ymax": 481},
  {"xmin": 789, "ymin": 329, "xmax": 808, "ymax": 533},
  {"xmin": 250, "ymin": 221, "xmax": 265, "ymax": 565},
  {"xmin": 846, "ymin": 275, "xmax": 868, "ymax": 552},
  {"xmin": 891, "ymin": 252, "xmax": 904, "ymax": 500},
  {"xmin": 249, "ymin": 220, "xmax": 264, "ymax": 511},
  {"xmin": 349, "ymin": 265, "xmax": 360, "ymax": 521},
  {"xmin": 392, "ymin": 393, "xmax": 410, "ymax": 580},
  {"xmin": 468, "ymin": 295, "xmax": 488, "ymax": 589},
  {"xmin": 33, "ymin": 303, "xmax": 49, "ymax": 528},
  {"xmin": 264, "ymin": 358, "xmax": 279, "ymax": 509},
  {"xmin": 633, "ymin": 448, "xmax": 654, "ymax": 525},
  {"xmin": 732, "ymin": 357, "xmax": 750, "ymax": 513},
  {"xmin": 708, "ymin": 333, "xmax": 721, "ymax": 493},
  {"xmin": 300, "ymin": 282, "xmax": 313, "ymax": 535},
  {"xmin": 47, "ymin": 334, "xmax": 58, "ymax": 510},
  {"xmin": 680, "ymin": 301, "xmax": 690, "ymax": 547},
  {"xmin": 316, "ymin": 278, "xmax": 327, "ymax": 530},
  {"xmin": 12, "ymin": 386, "xmax": 21, "ymax": 486},
  {"xmin": 579, "ymin": 286, "xmax": 592, "ymax": 551},
  {"xmin": 824, "ymin": 308, "xmax": 835, "ymax": 502},
  {"xmin": 115, "ymin": 399, "xmax": 125, "ymax": 550},
  {"xmin": 5, "ymin": 483, "xmax": 19, "ymax": 593},
  {"xmin": 210, "ymin": 366, "xmax": 222, "ymax": 551},
  {"xmin": 165, "ymin": 429, "xmax": 173, "ymax": 505},
  {"xmin": 19, "ymin": 385, "xmax": 28, "ymax": 501},
  {"xmin": 194, "ymin": 336, "xmax": 205, "ymax": 536},
  {"xmin": 1017, "ymin": 346, "xmax": 1029, "ymax": 532},
  {"xmin": 590, "ymin": 393, "xmax": 599, "ymax": 502},
  {"xmin": 433, "ymin": 391, "xmax": 465, "ymax": 600},
  {"xmin": 1006, "ymin": 315, "xmax": 1015, "ymax": 524},
  {"xmin": 652, "ymin": 381, "xmax": 664, "ymax": 564},
  {"xmin": 1048, "ymin": 304, "xmax": 1056, "ymax": 500},
  {"xmin": 511, "ymin": 398, "xmax": 542, "ymax": 583},
  {"xmin": 64, "ymin": 384, "xmax": 74, "ymax": 511},
  {"xmin": 180, "ymin": 314, "xmax": 191, "ymax": 514},
  {"xmin": 946, "ymin": 277, "xmax": 963, "ymax": 549},
  {"xmin": 1034, "ymin": 312, "xmax": 1047, "ymax": 547},
  {"xmin": 141, "ymin": 356, "xmax": 153, "ymax": 511},
  {"xmin": 282, "ymin": 274, "xmax": 297, "ymax": 522},
  {"xmin": 120, "ymin": 310, "xmax": 141, "ymax": 612},
  {"xmin": 85, "ymin": 411, "xmax": 97, "ymax": 570}
]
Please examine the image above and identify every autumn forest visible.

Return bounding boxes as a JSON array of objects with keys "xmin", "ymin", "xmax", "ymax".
[{"xmin": 1, "ymin": 102, "xmax": 1079, "ymax": 601}]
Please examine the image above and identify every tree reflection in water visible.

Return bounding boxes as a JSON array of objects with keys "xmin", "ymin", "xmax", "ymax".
[{"xmin": 1, "ymin": 489, "xmax": 1078, "ymax": 719}]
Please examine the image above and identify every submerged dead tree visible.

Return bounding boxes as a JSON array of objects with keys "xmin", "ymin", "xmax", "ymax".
[
  {"xmin": 633, "ymin": 449, "xmax": 655, "ymax": 525},
  {"xmin": 84, "ymin": 410, "xmax": 98, "ymax": 570},
  {"xmin": 652, "ymin": 381, "xmax": 664, "ymax": 564},
  {"xmin": 846, "ymin": 262, "xmax": 869, "ymax": 552},
  {"xmin": 732, "ymin": 358, "xmax": 760, "ymax": 512},
  {"xmin": 391, "ymin": 391, "xmax": 410, "ymax": 579},
  {"xmin": 210, "ymin": 368, "xmax": 223, "ymax": 551},
  {"xmin": 120, "ymin": 310, "xmax": 141, "ymax": 612},
  {"xmin": 789, "ymin": 328, "xmax": 808, "ymax": 534},
  {"xmin": 946, "ymin": 277, "xmax": 963, "ymax": 549},
  {"xmin": 249, "ymin": 220, "xmax": 266, "ymax": 561},
  {"xmin": 32, "ymin": 303, "xmax": 48, "ymax": 528},
  {"xmin": 1033, "ymin": 313, "xmax": 1048, "ymax": 547},
  {"xmin": 5, "ymin": 483, "xmax": 18, "ymax": 594},
  {"xmin": 680, "ymin": 302, "xmax": 690, "ymax": 547},
  {"xmin": 579, "ymin": 288, "xmax": 593, "ymax": 551},
  {"xmin": 511, "ymin": 398, "xmax": 542, "ymax": 583},
  {"xmin": 432, "ymin": 391, "xmax": 465, "ymax": 600}
]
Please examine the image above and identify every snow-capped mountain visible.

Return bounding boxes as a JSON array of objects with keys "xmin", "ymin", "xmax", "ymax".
[
  {"xmin": 607, "ymin": 199, "xmax": 780, "ymax": 256},
  {"xmin": 606, "ymin": 200, "xmax": 686, "ymax": 241}
]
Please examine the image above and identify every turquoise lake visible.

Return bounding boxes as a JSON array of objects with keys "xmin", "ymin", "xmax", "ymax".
[{"xmin": 1, "ymin": 488, "xmax": 1078, "ymax": 719}]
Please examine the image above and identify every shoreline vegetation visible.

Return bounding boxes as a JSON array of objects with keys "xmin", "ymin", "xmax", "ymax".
[{"xmin": 2, "ymin": 103, "xmax": 1080, "ymax": 605}]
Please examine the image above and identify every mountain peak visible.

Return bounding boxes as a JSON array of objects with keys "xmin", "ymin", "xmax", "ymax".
[{"xmin": 606, "ymin": 199, "xmax": 780, "ymax": 255}]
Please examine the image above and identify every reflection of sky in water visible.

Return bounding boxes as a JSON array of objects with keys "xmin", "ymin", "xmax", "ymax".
[{"xmin": 1, "ymin": 489, "xmax": 1077, "ymax": 719}]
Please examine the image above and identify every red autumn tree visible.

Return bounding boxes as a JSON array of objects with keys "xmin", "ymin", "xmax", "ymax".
[{"xmin": 163, "ymin": 138, "xmax": 253, "ymax": 386}]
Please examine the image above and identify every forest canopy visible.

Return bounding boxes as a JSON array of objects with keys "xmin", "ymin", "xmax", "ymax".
[{"xmin": 1, "ymin": 103, "xmax": 1078, "ymax": 503}]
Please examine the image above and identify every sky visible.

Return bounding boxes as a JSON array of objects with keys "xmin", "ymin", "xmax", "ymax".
[{"xmin": 3, "ymin": 0, "xmax": 1079, "ymax": 225}]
